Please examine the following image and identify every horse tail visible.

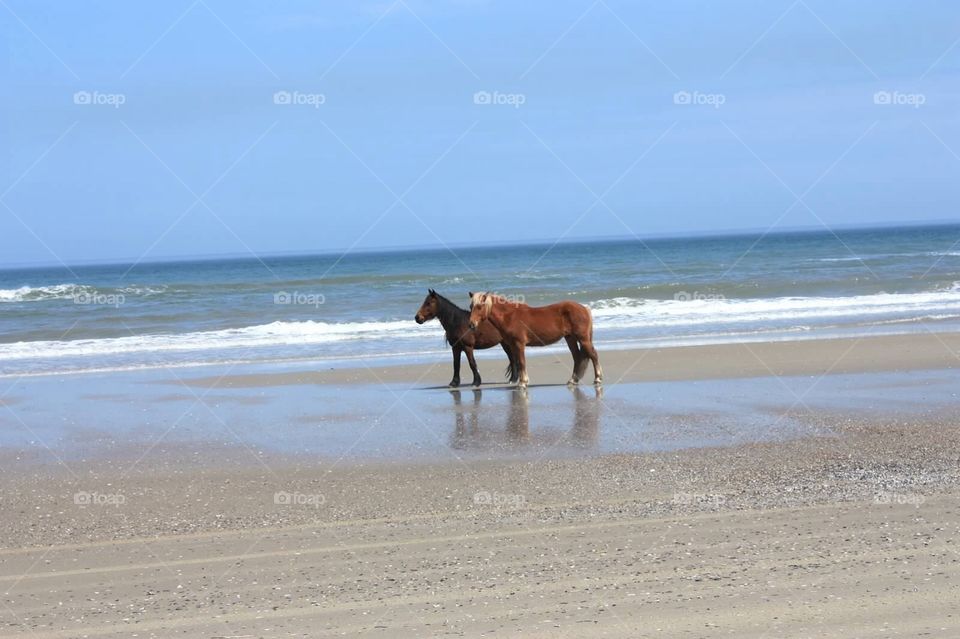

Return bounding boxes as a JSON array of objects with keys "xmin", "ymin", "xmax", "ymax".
[
  {"xmin": 585, "ymin": 304, "xmax": 594, "ymax": 342},
  {"xmin": 503, "ymin": 345, "xmax": 519, "ymax": 382},
  {"xmin": 504, "ymin": 346, "xmax": 519, "ymax": 381}
]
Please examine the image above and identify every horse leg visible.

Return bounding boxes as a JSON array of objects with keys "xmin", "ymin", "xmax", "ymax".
[
  {"xmin": 564, "ymin": 335, "xmax": 583, "ymax": 385},
  {"xmin": 465, "ymin": 346, "xmax": 482, "ymax": 387},
  {"xmin": 579, "ymin": 339, "xmax": 603, "ymax": 386},
  {"xmin": 516, "ymin": 344, "xmax": 529, "ymax": 388},
  {"xmin": 449, "ymin": 346, "xmax": 462, "ymax": 387}
]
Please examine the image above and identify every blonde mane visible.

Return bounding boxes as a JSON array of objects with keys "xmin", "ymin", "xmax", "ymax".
[{"xmin": 470, "ymin": 291, "xmax": 494, "ymax": 317}]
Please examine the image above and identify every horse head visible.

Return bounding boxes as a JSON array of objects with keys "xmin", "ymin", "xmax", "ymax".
[
  {"xmin": 467, "ymin": 291, "xmax": 492, "ymax": 330},
  {"xmin": 415, "ymin": 289, "xmax": 439, "ymax": 324}
]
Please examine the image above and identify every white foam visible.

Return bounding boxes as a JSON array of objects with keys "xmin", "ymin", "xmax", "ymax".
[
  {"xmin": 0, "ymin": 284, "xmax": 94, "ymax": 302},
  {"xmin": 0, "ymin": 319, "xmax": 431, "ymax": 360},
  {"xmin": 588, "ymin": 291, "xmax": 960, "ymax": 329},
  {"xmin": 0, "ymin": 283, "xmax": 171, "ymax": 302},
  {"xmin": 815, "ymin": 256, "xmax": 868, "ymax": 262}
]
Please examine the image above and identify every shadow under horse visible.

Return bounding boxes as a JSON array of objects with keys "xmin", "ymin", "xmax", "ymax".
[{"xmin": 415, "ymin": 289, "xmax": 518, "ymax": 387}]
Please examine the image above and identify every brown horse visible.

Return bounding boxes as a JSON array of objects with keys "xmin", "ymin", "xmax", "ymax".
[
  {"xmin": 415, "ymin": 289, "xmax": 518, "ymax": 387},
  {"xmin": 468, "ymin": 292, "xmax": 602, "ymax": 388}
]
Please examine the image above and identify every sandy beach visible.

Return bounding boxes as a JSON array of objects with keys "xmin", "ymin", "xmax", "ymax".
[
  {"xmin": 2, "ymin": 333, "xmax": 960, "ymax": 637},
  {"xmin": 1, "ymin": 416, "xmax": 959, "ymax": 637}
]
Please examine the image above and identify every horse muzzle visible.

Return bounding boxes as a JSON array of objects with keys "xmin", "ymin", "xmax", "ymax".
[
  {"xmin": 468, "ymin": 321, "xmax": 478, "ymax": 331},
  {"xmin": 414, "ymin": 314, "xmax": 424, "ymax": 324}
]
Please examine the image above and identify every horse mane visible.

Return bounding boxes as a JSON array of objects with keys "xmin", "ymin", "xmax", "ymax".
[
  {"xmin": 478, "ymin": 292, "xmax": 494, "ymax": 314},
  {"xmin": 473, "ymin": 291, "xmax": 519, "ymax": 313},
  {"xmin": 432, "ymin": 290, "xmax": 469, "ymax": 328}
]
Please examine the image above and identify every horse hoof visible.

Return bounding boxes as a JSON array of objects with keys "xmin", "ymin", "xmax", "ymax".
[
  {"xmin": 472, "ymin": 379, "xmax": 481, "ymax": 387},
  {"xmin": 449, "ymin": 380, "xmax": 460, "ymax": 388},
  {"xmin": 567, "ymin": 377, "xmax": 579, "ymax": 386}
]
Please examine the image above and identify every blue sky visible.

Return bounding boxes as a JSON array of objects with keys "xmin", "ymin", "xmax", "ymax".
[{"xmin": 1, "ymin": 0, "xmax": 958, "ymax": 265}]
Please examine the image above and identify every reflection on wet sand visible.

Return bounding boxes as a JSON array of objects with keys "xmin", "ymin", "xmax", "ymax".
[
  {"xmin": 506, "ymin": 389, "xmax": 529, "ymax": 443},
  {"xmin": 449, "ymin": 386, "xmax": 603, "ymax": 453},
  {"xmin": 571, "ymin": 386, "xmax": 602, "ymax": 448},
  {"xmin": 450, "ymin": 389, "xmax": 482, "ymax": 450}
]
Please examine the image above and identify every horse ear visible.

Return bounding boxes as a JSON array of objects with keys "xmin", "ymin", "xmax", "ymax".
[
  {"xmin": 428, "ymin": 288, "xmax": 436, "ymax": 296},
  {"xmin": 468, "ymin": 291, "xmax": 473, "ymax": 299}
]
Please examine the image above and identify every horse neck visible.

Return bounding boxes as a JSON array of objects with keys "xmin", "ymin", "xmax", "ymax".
[
  {"xmin": 435, "ymin": 296, "xmax": 469, "ymax": 331},
  {"xmin": 485, "ymin": 300, "xmax": 509, "ymax": 328}
]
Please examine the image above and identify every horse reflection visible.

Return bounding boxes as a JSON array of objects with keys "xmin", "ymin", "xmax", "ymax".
[
  {"xmin": 450, "ymin": 389, "xmax": 483, "ymax": 450},
  {"xmin": 449, "ymin": 386, "xmax": 602, "ymax": 452},
  {"xmin": 570, "ymin": 386, "xmax": 601, "ymax": 448},
  {"xmin": 506, "ymin": 389, "xmax": 530, "ymax": 443}
]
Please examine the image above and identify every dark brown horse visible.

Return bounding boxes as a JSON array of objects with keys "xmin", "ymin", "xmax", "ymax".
[
  {"xmin": 468, "ymin": 292, "xmax": 602, "ymax": 388},
  {"xmin": 415, "ymin": 289, "xmax": 518, "ymax": 387}
]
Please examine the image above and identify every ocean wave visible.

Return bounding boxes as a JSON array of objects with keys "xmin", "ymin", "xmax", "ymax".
[
  {"xmin": 811, "ymin": 251, "xmax": 960, "ymax": 263},
  {"xmin": 0, "ymin": 319, "xmax": 430, "ymax": 361},
  {"xmin": 0, "ymin": 283, "xmax": 169, "ymax": 302},
  {"xmin": 0, "ymin": 284, "xmax": 95, "ymax": 302},
  {"xmin": 117, "ymin": 285, "xmax": 169, "ymax": 296},
  {"xmin": 587, "ymin": 292, "xmax": 960, "ymax": 328}
]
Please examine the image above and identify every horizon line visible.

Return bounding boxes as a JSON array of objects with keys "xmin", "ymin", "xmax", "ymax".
[{"xmin": 1, "ymin": 219, "xmax": 957, "ymax": 271}]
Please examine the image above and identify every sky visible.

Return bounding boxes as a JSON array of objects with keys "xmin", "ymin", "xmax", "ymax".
[{"xmin": 1, "ymin": 0, "xmax": 959, "ymax": 266}]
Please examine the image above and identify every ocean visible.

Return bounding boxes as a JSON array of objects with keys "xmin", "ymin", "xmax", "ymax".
[{"xmin": 2, "ymin": 223, "xmax": 960, "ymax": 377}]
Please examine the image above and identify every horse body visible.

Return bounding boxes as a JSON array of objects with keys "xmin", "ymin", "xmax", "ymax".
[
  {"xmin": 468, "ymin": 292, "xmax": 603, "ymax": 388},
  {"xmin": 500, "ymin": 302, "xmax": 585, "ymax": 346},
  {"xmin": 415, "ymin": 289, "xmax": 518, "ymax": 387}
]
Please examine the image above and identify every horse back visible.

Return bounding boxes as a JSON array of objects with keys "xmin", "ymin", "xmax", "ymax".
[{"xmin": 517, "ymin": 300, "xmax": 591, "ymax": 345}]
